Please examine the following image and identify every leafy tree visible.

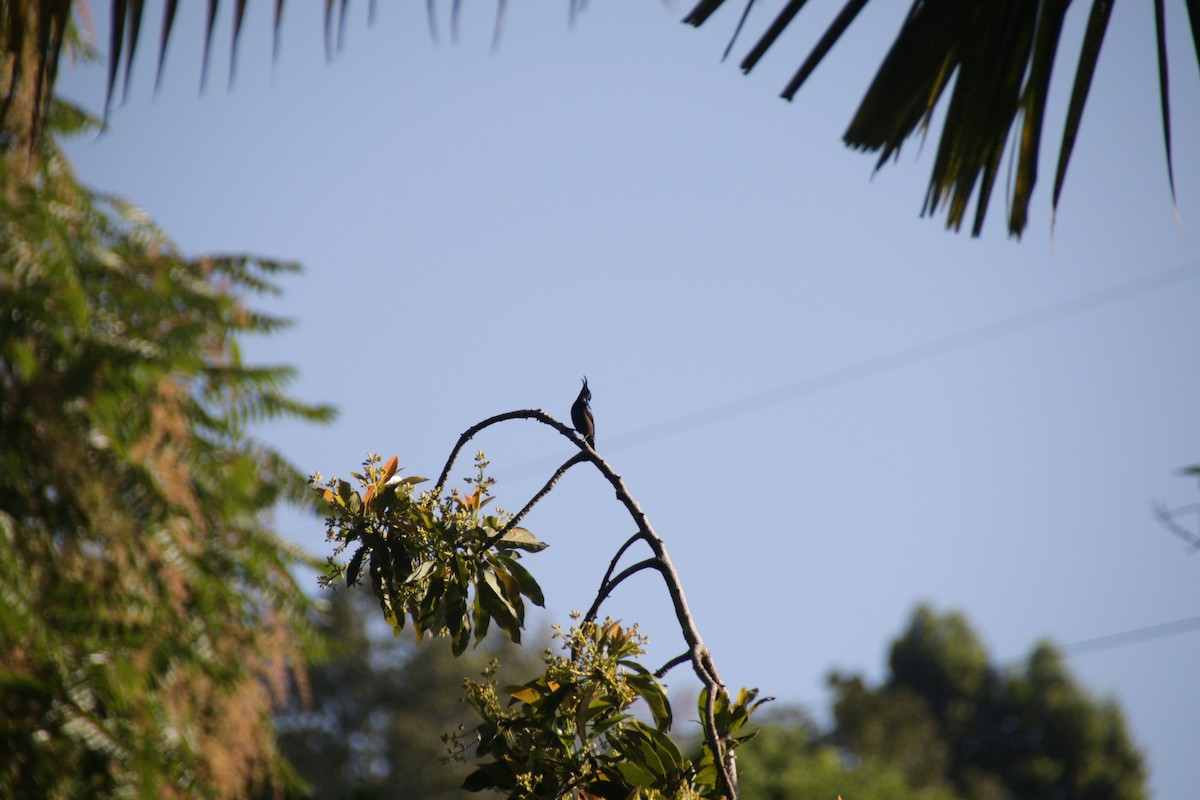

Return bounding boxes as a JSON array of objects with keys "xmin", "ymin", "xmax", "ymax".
[
  {"xmin": 826, "ymin": 605, "xmax": 1147, "ymax": 800},
  {"xmin": 274, "ymin": 587, "xmax": 546, "ymax": 800},
  {"xmin": 0, "ymin": 57, "xmax": 334, "ymax": 800},
  {"xmin": 734, "ymin": 714, "xmax": 964, "ymax": 800},
  {"xmin": 314, "ymin": 428, "xmax": 768, "ymax": 799},
  {"xmin": 6, "ymin": 2, "xmax": 1198, "ymax": 237}
]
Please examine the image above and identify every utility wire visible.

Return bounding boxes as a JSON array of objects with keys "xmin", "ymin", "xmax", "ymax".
[
  {"xmin": 1051, "ymin": 613, "xmax": 1200, "ymax": 660},
  {"xmin": 792, "ymin": 613, "xmax": 1200, "ymax": 712},
  {"xmin": 499, "ymin": 258, "xmax": 1200, "ymax": 482}
]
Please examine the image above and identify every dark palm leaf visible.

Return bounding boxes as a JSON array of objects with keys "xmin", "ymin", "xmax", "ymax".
[
  {"xmin": 690, "ymin": 0, "xmax": 1197, "ymax": 237},
  {"xmin": 4, "ymin": 1, "xmax": 1196, "ymax": 238}
]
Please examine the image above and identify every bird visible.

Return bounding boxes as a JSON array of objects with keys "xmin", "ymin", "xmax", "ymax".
[{"xmin": 571, "ymin": 376, "xmax": 595, "ymax": 448}]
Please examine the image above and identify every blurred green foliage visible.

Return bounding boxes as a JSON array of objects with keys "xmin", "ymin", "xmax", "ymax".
[
  {"xmin": 275, "ymin": 588, "xmax": 548, "ymax": 800},
  {"xmin": 734, "ymin": 605, "xmax": 1147, "ymax": 800},
  {"xmin": 0, "ymin": 102, "xmax": 333, "ymax": 798}
]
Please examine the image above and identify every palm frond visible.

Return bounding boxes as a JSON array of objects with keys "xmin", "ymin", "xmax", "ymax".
[
  {"xmin": 1154, "ymin": 0, "xmax": 1179, "ymax": 219},
  {"xmin": 692, "ymin": 0, "xmax": 1197, "ymax": 237},
  {"xmin": 1051, "ymin": 0, "xmax": 1113, "ymax": 226},
  {"xmin": 1189, "ymin": 0, "xmax": 1200, "ymax": 63},
  {"xmin": 6, "ymin": 1, "xmax": 1196, "ymax": 238}
]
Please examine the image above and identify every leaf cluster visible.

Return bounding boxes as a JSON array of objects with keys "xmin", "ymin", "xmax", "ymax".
[
  {"xmin": 457, "ymin": 618, "xmax": 767, "ymax": 800},
  {"xmin": 316, "ymin": 453, "xmax": 547, "ymax": 656},
  {"xmin": 316, "ymin": 446, "xmax": 769, "ymax": 799}
]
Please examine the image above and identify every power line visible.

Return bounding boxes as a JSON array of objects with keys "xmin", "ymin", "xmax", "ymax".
[
  {"xmin": 1052, "ymin": 613, "xmax": 1200, "ymax": 659},
  {"xmin": 499, "ymin": 258, "xmax": 1200, "ymax": 482},
  {"xmin": 792, "ymin": 613, "xmax": 1200, "ymax": 712}
]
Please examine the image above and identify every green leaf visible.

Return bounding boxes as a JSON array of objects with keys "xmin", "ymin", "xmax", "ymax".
[
  {"xmin": 416, "ymin": 574, "xmax": 444, "ymax": 633},
  {"xmin": 404, "ymin": 559, "xmax": 436, "ymax": 585},
  {"xmin": 614, "ymin": 760, "xmax": 657, "ymax": 788},
  {"xmin": 625, "ymin": 730, "xmax": 668, "ymax": 779},
  {"xmin": 626, "ymin": 672, "xmax": 672, "ymax": 731},
  {"xmin": 590, "ymin": 711, "xmax": 630, "ymax": 738},
  {"xmin": 497, "ymin": 527, "xmax": 548, "ymax": 552},
  {"xmin": 488, "ymin": 559, "xmax": 524, "ymax": 617},
  {"xmin": 444, "ymin": 577, "xmax": 466, "ymax": 638},
  {"xmin": 344, "ymin": 545, "xmax": 365, "ymax": 586},
  {"xmin": 451, "ymin": 620, "xmax": 470, "ymax": 656},
  {"xmin": 496, "ymin": 555, "xmax": 544, "ymax": 607},
  {"xmin": 472, "ymin": 588, "xmax": 491, "ymax": 643},
  {"xmin": 478, "ymin": 571, "xmax": 520, "ymax": 643},
  {"xmin": 462, "ymin": 763, "xmax": 517, "ymax": 792}
]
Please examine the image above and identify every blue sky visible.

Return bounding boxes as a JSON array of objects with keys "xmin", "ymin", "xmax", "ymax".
[{"xmin": 59, "ymin": 2, "xmax": 1200, "ymax": 796}]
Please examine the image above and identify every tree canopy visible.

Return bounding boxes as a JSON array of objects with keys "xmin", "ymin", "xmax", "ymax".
[{"xmin": 823, "ymin": 605, "xmax": 1147, "ymax": 800}]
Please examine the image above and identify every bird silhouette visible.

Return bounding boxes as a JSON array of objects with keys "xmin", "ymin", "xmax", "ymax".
[{"xmin": 571, "ymin": 376, "xmax": 595, "ymax": 448}]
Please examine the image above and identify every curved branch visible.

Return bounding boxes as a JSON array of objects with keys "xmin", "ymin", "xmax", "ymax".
[
  {"xmin": 654, "ymin": 651, "xmax": 692, "ymax": 680},
  {"xmin": 439, "ymin": 408, "xmax": 738, "ymax": 797},
  {"xmin": 433, "ymin": 409, "xmax": 592, "ymax": 496},
  {"xmin": 582, "ymin": 558, "xmax": 662, "ymax": 623},
  {"xmin": 501, "ymin": 452, "xmax": 587, "ymax": 535},
  {"xmin": 477, "ymin": 452, "xmax": 587, "ymax": 553},
  {"xmin": 573, "ymin": 449, "xmax": 737, "ymax": 798},
  {"xmin": 583, "ymin": 531, "xmax": 648, "ymax": 625}
]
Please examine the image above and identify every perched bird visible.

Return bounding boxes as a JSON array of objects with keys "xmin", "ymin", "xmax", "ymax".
[{"xmin": 571, "ymin": 376, "xmax": 595, "ymax": 447}]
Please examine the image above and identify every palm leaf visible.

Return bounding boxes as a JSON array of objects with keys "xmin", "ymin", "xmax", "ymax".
[
  {"xmin": 154, "ymin": 0, "xmax": 179, "ymax": 91},
  {"xmin": 1189, "ymin": 0, "xmax": 1200, "ymax": 64},
  {"xmin": 780, "ymin": 0, "xmax": 870, "ymax": 101},
  {"xmin": 5, "ymin": 1, "xmax": 1197, "ymax": 238},
  {"xmin": 1154, "ymin": 0, "xmax": 1179, "ymax": 219},
  {"xmin": 1051, "ymin": 0, "xmax": 1114, "ymax": 226},
  {"xmin": 1009, "ymin": 0, "xmax": 1068, "ymax": 235},
  {"xmin": 691, "ymin": 0, "xmax": 1197, "ymax": 237}
]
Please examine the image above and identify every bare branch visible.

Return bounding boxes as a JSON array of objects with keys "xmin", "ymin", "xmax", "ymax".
[
  {"xmin": 655, "ymin": 650, "xmax": 693, "ymax": 680},
  {"xmin": 501, "ymin": 452, "xmax": 588, "ymax": 535},
  {"xmin": 584, "ymin": 531, "xmax": 649, "ymax": 624},
  {"xmin": 569, "ymin": 444, "xmax": 737, "ymax": 798},
  {"xmin": 583, "ymin": 558, "xmax": 662, "ymax": 622},
  {"xmin": 1153, "ymin": 500, "xmax": 1200, "ymax": 552},
  {"xmin": 432, "ymin": 409, "xmax": 591, "ymax": 496},
  {"xmin": 438, "ymin": 408, "xmax": 740, "ymax": 798}
]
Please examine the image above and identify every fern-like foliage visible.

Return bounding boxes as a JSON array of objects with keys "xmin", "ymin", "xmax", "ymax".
[{"xmin": 0, "ymin": 103, "xmax": 334, "ymax": 799}]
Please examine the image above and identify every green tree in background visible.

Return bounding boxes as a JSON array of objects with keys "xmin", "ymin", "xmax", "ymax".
[
  {"xmin": 734, "ymin": 709, "xmax": 964, "ymax": 800},
  {"xmin": 275, "ymin": 588, "xmax": 546, "ymax": 800},
  {"xmin": 0, "ymin": 41, "xmax": 334, "ymax": 800},
  {"xmin": 825, "ymin": 605, "xmax": 1146, "ymax": 800}
]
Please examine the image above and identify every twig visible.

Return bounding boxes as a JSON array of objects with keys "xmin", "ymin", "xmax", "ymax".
[
  {"xmin": 582, "ymin": 558, "xmax": 662, "ymax": 623},
  {"xmin": 433, "ymin": 409, "xmax": 590, "ymax": 496},
  {"xmin": 576, "ymin": 445, "xmax": 737, "ymax": 798},
  {"xmin": 502, "ymin": 452, "xmax": 586, "ymax": 532},
  {"xmin": 602, "ymin": 532, "xmax": 648, "ymax": 587},
  {"xmin": 655, "ymin": 651, "xmax": 692, "ymax": 680},
  {"xmin": 1152, "ymin": 500, "xmax": 1200, "ymax": 552},
  {"xmin": 583, "ymin": 531, "xmax": 649, "ymax": 623}
]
